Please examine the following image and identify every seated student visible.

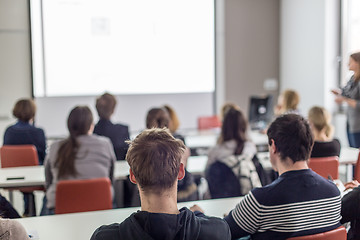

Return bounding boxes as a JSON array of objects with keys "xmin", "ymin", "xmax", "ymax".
[
  {"xmin": 146, "ymin": 107, "xmax": 196, "ymax": 202},
  {"xmin": 206, "ymin": 106, "xmax": 268, "ymax": 192},
  {"xmin": 308, "ymin": 106, "xmax": 341, "ymax": 158},
  {"xmin": 0, "ymin": 218, "xmax": 29, "ymax": 239},
  {"xmin": 42, "ymin": 106, "xmax": 116, "ymax": 215},
  {"xmin": 0, "ymin": 196, "xmax": 22, "ymax": 219},
  {"xmin": 3, "ymin": 98, "xmax": 46, "ymax": 217},
  {"xmin": 274, "ymin": 89, "xmax": 301, "ymax": 116},
  {"xmin": 163, "ymin": 105, "xmax": 182, "ymax": 138},
  {"xmin": 223, "ymin": 114, "xmax": 341, "ymax": 240},
  {"xmin": 94, "ymin": 93, "xmax": 130, "ymax": 160},
  {"xmin": 341, "ymin": 180, "xmax": 360, "ymax": 240},
  {"xmin": 91, "ymin": 128, "xmax": 231, "ymax": 240}
]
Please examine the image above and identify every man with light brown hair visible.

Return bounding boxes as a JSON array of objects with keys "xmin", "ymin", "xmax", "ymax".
[{"xmin": 91, "ymin": 128, "xmax": 230, "ymax": 240}]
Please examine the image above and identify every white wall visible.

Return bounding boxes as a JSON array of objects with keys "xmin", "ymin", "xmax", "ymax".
[
  {"xmin": 35, "ymin": 93, "xmax": 213, "ymax": 136},
  {"xmin": 280, "ymin": 0, "xmax": 340, "ymax": 114},
  {"xmin": 0, "ymin": 0, "xmax": 32, "ymax": 145}
]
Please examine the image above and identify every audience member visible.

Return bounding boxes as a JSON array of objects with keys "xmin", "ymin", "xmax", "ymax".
[
  {"xmin": 0, "ymin": 218, "xmax": 29, "ymax": 239},
  {"xmin": 146, "ymin": 107, "xmax": 196, "ymax": 202},
  {"xmin": 42, "ymin": 106, "xmax": 116, "ymax": 215},
  {"xmin": 274, "ymin": 89, "xmax": 300, "ymax": 116},
  {"xmin": 3, "ymin": 98, "xmax": 46, "ymax": 217},
  {"xmin": 163, "ymin": 105, "xmax": 180, "ymax": 135},
  {"xmin": 308, "ymin": 106, "xmax": 340, "ymax": 158},
  {"xmin": 94, "ymin": 93, "xmax": 130, "ymax": 160},
  {"xmin": 341, "ymin": 180, "xmax": 360, "ymax": 240},
  {"xmin": 223, "ymin": 114, "xmax": 341, "ymax": 239},
  {"xmin": 332, "ymin": 52, "xmax": 360, "ymax": 148},
  {"xmin": 90, "ymin": 128, "xmax": 231, "ymax": 240},
  {"xmin": 0, "ymin": 197, "xmax": 21, "ymax": 219},
  {"xmin": 206, "ymin": 106, "xmax": 264, "ymax": 198}
]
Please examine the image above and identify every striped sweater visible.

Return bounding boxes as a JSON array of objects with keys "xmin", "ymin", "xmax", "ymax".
[{"xmin": 224, "ymin": 169, "xmax": 341, "ymax": 240}]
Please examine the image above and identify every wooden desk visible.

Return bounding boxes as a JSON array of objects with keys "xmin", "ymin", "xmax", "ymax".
[{"xmin": 18, "ymin": 197, "xmax": 242, "ymax": 240}]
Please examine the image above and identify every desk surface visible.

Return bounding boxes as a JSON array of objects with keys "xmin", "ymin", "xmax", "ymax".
[
  {"xmin": 1, "ymin": 147, "xmax": 356, "ymax": 189},
  {"xmin": 0, "ymin": 156, "xmax": 208, "ymax": 188},
  {"xmin": 184, "ymin": 130, "xmax": 268, "ymax": 148},
  {"xmin": 18, "ymin": 197, "xmax": 242, "ymax": 240}
]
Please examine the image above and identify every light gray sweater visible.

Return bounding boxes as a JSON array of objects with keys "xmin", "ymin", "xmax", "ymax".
[
  {"xmin": 342, "ymin": 75, "xmax": 360, "ymax": 133},
  {"xmin": 45, "ymin": 134, "xmax": 116, "ymax": 209}
]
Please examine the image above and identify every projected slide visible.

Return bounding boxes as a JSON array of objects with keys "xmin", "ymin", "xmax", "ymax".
[{"xmin": 30, "ymin": 0, "xmax": 215, "ymax": 97}]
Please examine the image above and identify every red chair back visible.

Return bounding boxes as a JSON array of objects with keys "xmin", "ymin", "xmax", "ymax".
[
  {"xmin": 55, "ymin": 178, "xmax": 112, "ymax": 214},
  {"xmin": 198, "ymin": 116, "xmax": 221, "ymax": 130},
  {"xmin": 287, "ymin": 226, "xmax": 346, "ymax": 240},
  {"xmin": 308, "ymin": 156, "xmax": 339, "ymax": 179},
  {"xmin": 0, "ymin": 145, "xmax": 39, "ymax": 168},
  {"xmin": 354, "ymin": 151, "xmax": 360, "ymax": 182}
]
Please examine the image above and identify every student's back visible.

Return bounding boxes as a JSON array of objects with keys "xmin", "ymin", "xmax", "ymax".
[
  {"xmin": 91, "ymin": 207, "xmax": 229, "ymax": 240},
  {"xmin": 91, "ymin": 128, "xmax": 230, "ymax": 240}
]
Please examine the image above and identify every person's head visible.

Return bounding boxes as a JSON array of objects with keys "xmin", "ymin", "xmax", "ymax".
[
  {"xmin": 220, "ymin": 107, "xmax": 248, "ymax": 154},
  {"xmin": 146, "ymin": 108, "xmax": 170, "ymax": 129},
  {"xmin": 281, "ymin": 89, "xmax": 300, "ymax": 112},
  {"xmin": 349, "ymin": 52, "xmax": 360, "ymax": 80},
  {"xmin": 308, "ymin": 106, "xmax": 333, "ymax": 138},
  {"xmin": 220, "ymin": 102, "xmax": 240, "ymax": 121},
  {"xmin": 267, "ymin": 114, "xmax": 313, "ymax": 164},
  {"xmin": 95, "ymin": 93, "xmax": 116, "ymax": 120},
  {"xmin": 126, "ymin": 128, "xmax": 186, "ymax": 194},
  {"xmin": 67, "ymin": 106, "xmax": 94, "ymax": 138},
  {"xmin": 163, "ymin": 105, "xmax": 180, "ymax": 133},
  {"xmin": 12, "ymin": 99, "xmax": 36, "ymax": 122},
  {"xmin": 56, "ymin": 106, "xmax": 94, "ymax": 179}
]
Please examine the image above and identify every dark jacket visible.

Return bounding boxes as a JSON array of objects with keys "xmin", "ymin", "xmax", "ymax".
[
  {"xmin": 3, "ymin": 121, "xmax": 46, "ymax": 165},
  {"xmin": 94, "ymin": 119, "xmax": 130, "ymax": 160},
  {"xmin": 90, "ymin": 207, "xmax": 231, "ymax": 240},
  {"xmin": 341, "ymin": 186, "xmax": 360, "ymax": 240}
]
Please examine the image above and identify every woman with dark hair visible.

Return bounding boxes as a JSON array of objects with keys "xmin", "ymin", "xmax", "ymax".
[
  {"xmin": 207, "ymin": 107, "xmax": 256, "ymax": 168},
  {"xmin": 3, "ymin": 98, "xmax": 46, "ymax": 216},
  {"xmin": 42, "ymin": 106, "xmax": 116, "ymax": 215},
  {"xmin": 206, "ymin": 106, "xmax": 263, "ymax": 198},
  {"xmin": 332, "ymin": 52, "xmax": 360, "ymax": 147},
  {"xmin": 94, "ymin": 93, "xmax": 130, "ymax": 160}
]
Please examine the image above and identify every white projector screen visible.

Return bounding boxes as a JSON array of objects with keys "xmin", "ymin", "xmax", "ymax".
[{"xmin": 30, "ymin": 0, "xmax": 215, "ymax": 97}]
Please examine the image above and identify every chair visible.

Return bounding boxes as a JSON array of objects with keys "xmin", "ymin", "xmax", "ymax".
[
  {"xmin": 0, "ymin": 145, "xmax": 39, "ymax": 168},
  {"xmin": 206, "ymin": 161, "xmax": 241, "ymax": 199},
  {"xmin": 354, "ymin": 151, "xmax": 360, "ymax": 182},
  {"xmin": 287, "ymin": 226, "xmax": 346, "ymax": 240},
  {"xmin": 308, "ymin": 156, "xmax": 339, "ymax": 179},
  {"xmin": 197, "ymin": 115, "xmax": 221, "ymax": 130},
  {"xmin": 55, "ymin": 178, "xmax": 112, "ymax": 214},
  {"xmin": 0, "ymin": 145, "xmax": 43, "ymax": 215}
]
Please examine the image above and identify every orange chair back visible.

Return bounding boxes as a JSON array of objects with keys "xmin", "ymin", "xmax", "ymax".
[
  {"xmin": 308, "ymin": 156, "xmax": 339, "ymax": 179},
  {"xmin": 55, "ymin": 178, "xmax": 112, "ymax": 214},
  {"xmin": 287, "ymin": 226, "xmax": 346, "ymax": 240},
  {"xmin": 354, "ymin": 151, "xmax": 360, "ymax": 182},
  {"xmin": 198, "ymin": 116, "xmax": 221, "ymax": 130},
  {"xmin": 0, "ymin": 145, "xmax": 39, "ymax": 168}
]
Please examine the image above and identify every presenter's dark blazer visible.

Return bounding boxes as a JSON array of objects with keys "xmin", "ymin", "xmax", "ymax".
[{"xmin": 94, "ymin": 119, "xmax": 130, "ymax": 160}]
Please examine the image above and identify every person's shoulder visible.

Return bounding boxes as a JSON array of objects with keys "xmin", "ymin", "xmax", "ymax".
[
  {"xmin": 113, "ymin": 123, "xmax": 129, "ymax": 133},
  {"xmin": 91, "ymin": 223, "xmax": 121, "ymax": 240},
  {"xmin": 192, "ymin": 209, "xmax": 231, "ymax": 239},
  {"xmin": 89, "ymin": 134, "xmax": 113, "ymax": 145}
]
